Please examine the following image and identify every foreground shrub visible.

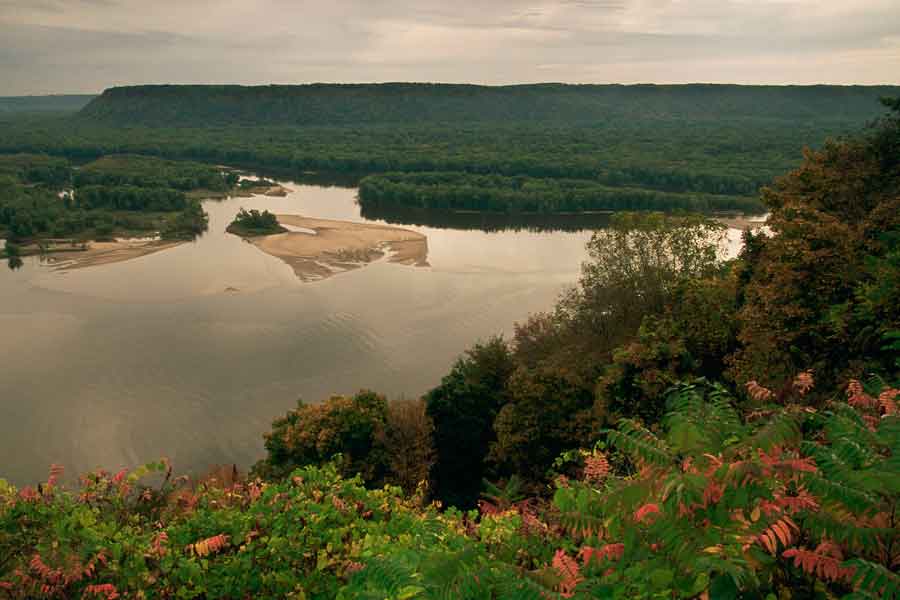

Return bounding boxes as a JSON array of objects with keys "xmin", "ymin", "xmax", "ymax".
[
  {"xmin": 546, "ymin": 375, "xmax": 899, "ymax": 598},
  {"xmin": 0, "ymin": 462, "xmax": 512, "ymax": 599},
  {"xmin": 255, "ymin": 390, "xmax": 390, "ymax": 484},
  {"xmin": 256, "ymin": 391, "xmax": 436, "ymax": 493},
  {"xmin": 1, "ymin": 374, "xmax": 896, "ymax": 599}
]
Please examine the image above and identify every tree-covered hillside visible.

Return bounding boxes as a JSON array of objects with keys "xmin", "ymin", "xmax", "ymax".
[
  {"xmin": 1, "ymin": 101, "xmax": 899, "ymax": 598},
  {"xmin": 0, "ymin": 84, "xmax": 893, "ymax": 212},
  {"xmin": 77, "ymin": 84, "xmax": 899, "ymax": 126}
]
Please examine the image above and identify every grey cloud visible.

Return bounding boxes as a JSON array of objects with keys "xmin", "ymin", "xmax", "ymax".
[{"xmin": 0, "ymin": 0, "xmax": 898, "ymax": 94}]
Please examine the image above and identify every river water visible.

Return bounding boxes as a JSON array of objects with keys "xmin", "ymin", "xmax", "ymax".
[
  {"xmin": 0, "ymin": 182, "xmax": 750, "ymax": 485},
  {"xmin": 0, "ymin": 183, "xmax": 606, "ymax": 485}
]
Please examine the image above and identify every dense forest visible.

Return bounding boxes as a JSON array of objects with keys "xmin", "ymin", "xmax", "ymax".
[
  {"xmin": 1, "ymin": 100, "xmax": 898, "ymax": 598},
  {"xmin": 0, "ymin": 117, "xmax": 838, "ymax": 196},
  {"xmin": 0, "ymin": 154, "xmax": 232, "ymax": 250},
  {"xmin": 1, "ymin": 84, "xmax": 897, "ymax": 214},
  {"xmin": 358, "ymin": 172, "xmax": 764, "ymax": 214},
  {"xmin": 78, "ymin": 84, "xmax": 898, "ymax": 126}
]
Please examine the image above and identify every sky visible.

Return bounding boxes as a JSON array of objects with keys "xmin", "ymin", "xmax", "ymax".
[{"xmin": 1, "ymin": 0, "xmax": 899, "ymax": 95}]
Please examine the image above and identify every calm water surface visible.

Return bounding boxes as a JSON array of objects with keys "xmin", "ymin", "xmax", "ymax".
[
  {"xmin": 0, "ymin": 182, "xmax": 748, "ymax": 485},
  {"xmin": 0, "ymin": 183, "xmax": 602, "ymax": 484}
]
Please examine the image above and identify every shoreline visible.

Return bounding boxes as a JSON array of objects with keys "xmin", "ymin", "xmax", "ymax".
[{"xmin": 39, "ymin": 238, "xmax": 185, "ymax": 270}]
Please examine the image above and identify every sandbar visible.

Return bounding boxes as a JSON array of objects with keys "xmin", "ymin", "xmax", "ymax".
[
  {"xmin": 243, "ymin": 215, "xmax": 429, "ymax": 282},
  {"xmin": 40, "ymin": 239, "xmax": 184, "ymax": 271}
]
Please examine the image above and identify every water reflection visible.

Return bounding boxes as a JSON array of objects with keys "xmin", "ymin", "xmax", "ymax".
[
  {"xmin": 0, "ymin": 182, "xmax": 597, "ymax": 485},
  {"xmin": 360, "ymin": 203, "xmax": 613, "ymax": 233},
  {"xmin": 0, "ymin": 179, "xmax": 753, "ymax": 485}
]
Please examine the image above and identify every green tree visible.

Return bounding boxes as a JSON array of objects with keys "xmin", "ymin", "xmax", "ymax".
[
  {"xmin": 425, "ymin": 337, "xmax": 515, "ymax": 509},
  {"xmin": 730, "ymin": 99, "xmax": 900, "ymax": 389},
  {"xmin": 255, "ymin": 390, "xmax": 390, "ymax": 485}
]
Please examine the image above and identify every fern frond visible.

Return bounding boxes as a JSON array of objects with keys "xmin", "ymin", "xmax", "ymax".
[
  {"xmin": 756, "ymin": 516, "xmax": 798, "ymax": 555},
  {"xmin": 843, "ymin": 558, "xmax": 900, "ymax": 599},
  {"xmin": 552, "ymin": 549, "xmax": 582, "ymax": 598},
  {"xmin": 736, "ymin": 411, "xmax": 802, "ymax": 454},
  {"xmin": 803, "ymin": 473, "xmax": 879, "ymax": 514},
  {"xmin": 607, "ymin": 420, "xmax": 673, "ymax": 467},
  {"xmin": 821, "ymin": 403, "xmax": 882, "ymax": 448},
  {"xmin": 801, "ymin": 511, "xmax": 889, "ymax": 550},
  {"xmin": 348, "ymin": 555, "xmax": 419, "ymax": 598},
  {"xmin": 664, "ymin": 380, "xmax": 743, "ymax": 454},
  {"xmin": 782, "ymin": 546, "xmax": 854, "ymax": 583},
  {"xmin": 496, "ymin": 572, "xmax": 556, "ymax": 600}
]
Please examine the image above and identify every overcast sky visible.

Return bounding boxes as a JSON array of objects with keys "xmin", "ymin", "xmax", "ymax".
[{"xmin": 1, "ymin": 0, "xmax": 898, "ymax": 95}]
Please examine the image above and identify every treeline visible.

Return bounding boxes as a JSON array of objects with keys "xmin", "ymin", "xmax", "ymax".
[
  {"xmin": 359, "ymin": 172, "xmax": 765, "ymax": 214},
  {"xmin": 78, "ymin": 83, "xmax": 899, "ymax": 126},
  {"xmin": 73, "ymin": 185, "xmax": 188, "ymax": 212},
  {"xmin": 0, "ymin": 154, "xmax": 223, "ymax": 244},
  {"xmin": 0, "ymin": 112, "xmax": 873, "ymax": 198},
  {"xmin": 0, "ymin": 179, "xmax": 206, "ymax": 243},
  {"xmin": 0, "ymin": 153, "xmax": 70, "ymax": 187},
  {"xmin": 74, "ymin": 154, "xmax": 238, "ymax": 192},
  {"xmin": 359, "ymin": 202, "xmax": 614, "ymax": 232}
]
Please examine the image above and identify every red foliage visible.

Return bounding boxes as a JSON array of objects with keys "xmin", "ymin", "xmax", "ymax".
[
  {"xmin": 151, "ymin": 532, "xmax": 169, "ymax": 557},
  {"xmin": 478, "ymin": 499, "xmax": 501, "ymax": 516},
  {"xmin": 552, "ymin": 549, "xmax": 582, "ymax": 598},
  {"xmin": 793, "ymin": 371, "xmax": 815, "ymax": 396},
  {"xmin": 82, "ymin": 583, "xmax": 120, "ymax": 599},
  {"xmin": 582, "ymin": 453, "xmax": 610, "ymax": 483},
  {"xmin": 774, "ymin": 488, "xmax": 819, "ymax": 514},
  {"xmin": 46, "ymin": 464, "xmax": 64, "ymax": 491},
  {"xmin": 17, "ymin": 486, "xmax": 39, "ymax": 503},
  {"xmin": 757, "ymin": 516, "xmax": 798, "ymax": 555},
  {"xmin": 188, "ymin": 534, "xmax": 229, "ymax": 557},
  {"xmin": 634, "ymin": 503, "xmax": 660, "ymax": 523},
  {"xmin": 746, "ymin": 380, "xmax": 775, "ymax": 402},
  {"xmin": 783, "ymin": 543, "xmax": 855, "ymax": 584},
  {"xmin": 878, "ymin": 388, "xmax": 899, "ymax": 415},
  {"xmin": 847, "ymin": 380, "xmax": 879, "ymax": 410},
  {"xmin": 579, "ymin": 543, "xmax": 624, "ymax": 565}
]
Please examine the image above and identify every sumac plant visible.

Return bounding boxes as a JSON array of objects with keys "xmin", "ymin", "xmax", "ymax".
[
  {"xmin": 0, "ymin": 374, "xmax": 897, "ymax": 599},
  {"xmin": 547, "ymin": 376, "xmax": 899, "ymax": 599}
]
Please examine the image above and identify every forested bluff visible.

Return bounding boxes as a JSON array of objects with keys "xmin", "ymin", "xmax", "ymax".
[{"xmin": 0, "ymin": 91, "xmax": 898, "ymax": 599}]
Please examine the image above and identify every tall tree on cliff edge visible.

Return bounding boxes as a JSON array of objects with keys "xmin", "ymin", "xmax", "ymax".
[{"xmin": 730, "ymin": 99, "xmax": 900, "ymax": 390}]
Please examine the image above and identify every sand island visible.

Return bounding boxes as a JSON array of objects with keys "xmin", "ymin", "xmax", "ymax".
[
  {"xmin": 237, "ymin": 214, "xmax": 429, "ymax": 282},
  {"xmin": 38, "ymin": 238, "xmax": 186, "ymax": 270}
]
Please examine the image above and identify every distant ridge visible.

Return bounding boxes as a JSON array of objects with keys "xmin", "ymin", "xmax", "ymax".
[
  {"xmin": 1, "ymin": 95, "xmax": 97, "ymax": 114},
  {"xmin": 77, "ymin": 83, "xmax": 900, "ymax": 127}
]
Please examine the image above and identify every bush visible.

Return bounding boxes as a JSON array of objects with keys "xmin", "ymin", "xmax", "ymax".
[
  {"xmin": 255, "ymin": 390, "xmax": 390, "ymax": 485},
  {"xmin": 226, "ymin": 208, "xmax": 285, "ymax": 236}
]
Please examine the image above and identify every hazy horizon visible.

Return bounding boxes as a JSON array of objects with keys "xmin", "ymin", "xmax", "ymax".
[
  {"xmin": 7, "ymin": 80, "xmax": 900, "ymax": 99},
  {"xmin": 2, "ymin": 0, "xmax": 898, "ymax": 96}
]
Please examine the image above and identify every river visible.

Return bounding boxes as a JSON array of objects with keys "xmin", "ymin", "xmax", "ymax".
[
  {"xmin": 1, "ymin": 182, "xmax": 609, "ymax": 485},
  {"xmin": 0, "ymin": 181, "xmax": 752, "ymax": 485}
]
